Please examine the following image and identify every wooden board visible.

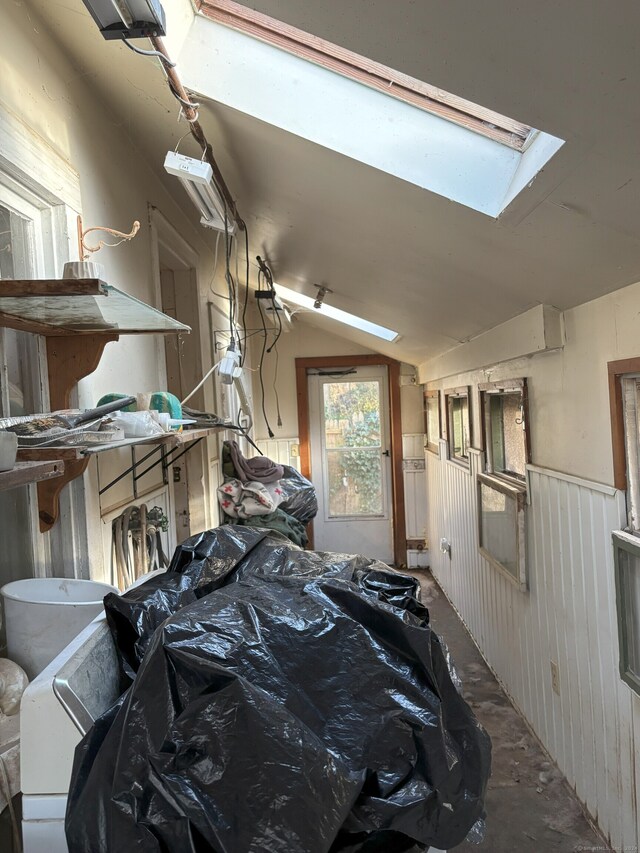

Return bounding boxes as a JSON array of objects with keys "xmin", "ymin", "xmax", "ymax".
[
  {"xmin": 0, "ymin": 460, "xmax": 64, "ymax": 492},
  {"xmin": 0, "ymin": 279, "xmax": 106, "ymax": 297}
]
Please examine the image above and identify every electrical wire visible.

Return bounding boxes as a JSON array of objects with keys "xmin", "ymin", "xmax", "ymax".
[
  {"xmin": 121, "ymin": 36, "xmax": 176, "ymax": 66},
  {"xmin": 267, "ymin": 287, "xmax": 283, "ymax": 353},
  {"xmin": 272, "ymin": 344, "xmax": 283, "ymax": 427},
  {"xmin": 240, "ymin": 226, "xmax": 250, "ymax": 365},
  {"xmin": 256, "ymin": 295, "xmax": 274, "ymax": 438},
  {"xmin": 222, "ymin": 206, "xmax": 236, "ymax": 347}
]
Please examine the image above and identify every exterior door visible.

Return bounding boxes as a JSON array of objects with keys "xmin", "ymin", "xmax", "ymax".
[{"xmin": 308, "ymin": 366, "xmax": 393, "ymax": 562}]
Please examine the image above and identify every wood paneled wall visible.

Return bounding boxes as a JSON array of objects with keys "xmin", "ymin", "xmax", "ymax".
[{"xmin": 427, "ymin": 443, "xmax": 639, "ymax": 849}]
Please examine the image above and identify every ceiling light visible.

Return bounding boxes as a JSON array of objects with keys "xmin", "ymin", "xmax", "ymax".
[
  {"xmin": 274, "ymin": 284, "xmax": 399, "ymax": 343},
  {"xmin": 164, "ymin": 152, "xmax": 235, "ymax": 234}
]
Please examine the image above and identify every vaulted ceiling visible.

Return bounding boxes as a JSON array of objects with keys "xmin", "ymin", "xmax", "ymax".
[{"xmin": 23, "ymin": 0, "xmax": 640, "ymax": 365}]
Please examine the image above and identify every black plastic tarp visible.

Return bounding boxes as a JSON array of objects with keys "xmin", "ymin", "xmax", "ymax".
[{"xmin": 66, "ymin": 527, "xmax": 491, "ymax": 852}]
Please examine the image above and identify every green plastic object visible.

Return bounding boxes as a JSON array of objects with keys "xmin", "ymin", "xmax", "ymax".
[
  {"xmin": 149, "ymin": 392, "xmax": 182, "ymax": 422},
  {"xmin": 96, "ymin": 393, "xmax": 136, "ymax": 412},
  {"xmin": 96, "ymin": 392, "xmax": 182, "ymax": 428}
]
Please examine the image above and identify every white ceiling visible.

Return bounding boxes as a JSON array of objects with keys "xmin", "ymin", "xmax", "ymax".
[{"xmin": 23, "ymin": 0, "xmax": 640, "ymax": 365}]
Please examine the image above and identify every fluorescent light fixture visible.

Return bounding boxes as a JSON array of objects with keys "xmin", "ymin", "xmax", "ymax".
[
  {"xmin": 274, "ymin": 284, "xmax": 399, "ymax": 342},
  {"xmin": 82, "ymin": 0, "xmax": 166, "ymax": 39},
  {"xmin": 164, "ymin": 151, "xmax": 235, "ymax": 234}
]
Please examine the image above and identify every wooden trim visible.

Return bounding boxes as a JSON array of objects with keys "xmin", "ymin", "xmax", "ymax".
[
  {"xmin": 295, "ymin": 354, "xmax": 401, "ymax": 370},
  {"xmin": 197, "ymin": 0, "xmax": 530, "ymax": 150},
  {"xmin": 479, "ymin": 377, "xmax": 531, "ymax": 468},
  {"xmin": 443, "ymin": 385, "xmax": 470, "ymax": 398},
  {"xmin": 0, "ymin": 279, "xmax": 106, "ymax": 297},
  {"xmin": 607, "ymin": 357, "xmax": 640, "ymax": 490},
  {"xmin": 295, "ymin": 354, "xmax": 406, "ymax": 565},
  {"xmin": 295, "ymin": 362, "xmax": 313, "ymax": 547},
  {"xmin": 388, "ymin": 361, "xmax": 407, "ymax": 566},
  {"xmin": 478, "ymin": 378, "xmax": 525, "ymax": 393}
]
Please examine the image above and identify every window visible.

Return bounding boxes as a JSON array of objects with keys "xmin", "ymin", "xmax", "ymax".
[
  {"xmin": 0, "ymin": 198, "xmax": 43, "ymax": 417},
  {"xmin": 444, "ymin": 387, "xmax": 471, "ymax": 466},
  {"xmin": 274, "ymin": 284, "xmax": 399, "ymax": 342},
  {"xmin": 424, "ymin": 390, "xmax": 441, "ymax": 454},
  {"xmin": 480, "ymin": 379, "xmax": 530, "ymax": 483},
  {"xmin": 198, "ymin": 0, "xmax": 532, "ymax": 150},
  {"xmin": 195, "ymin": 1, "xmax": 565, "ymax": 218},
  {"xmin": 609, "ymin": 364, "xmax": 640, "ymax": 531},
  {"xmin": 478, "ymin": 473, "xmax": 527, "ymax": 590},
  {"xmin": 613, "ymin": 531, "xmax": 640, "ymax": 695}
]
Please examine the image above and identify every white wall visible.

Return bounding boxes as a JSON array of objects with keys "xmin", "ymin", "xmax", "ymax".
[
  {"xmin": 419, "ymin": 279, "xmax": 640, "ymax": 848},
  {"xmin": 251, "ymin": 316, "xmax": 375, "ymax": 440},
  {"xmin": 418, "ymin": 282, "xmax": 640, "ymax": 486},
  {"xmin": 0, "ymin": 2, "xmax": 235, "ymax": 580}
]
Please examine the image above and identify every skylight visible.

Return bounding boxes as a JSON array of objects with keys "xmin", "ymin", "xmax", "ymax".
[
  {"xmin": 197, "ymin": 0, "xmax": 531, "ymax": 150},
  {"xmin": 274, "ymin": 284, "xmax": 399, "ymax": 343},
  {"xmin": 183, "ymin": 3, "xmax": 565, "ymax": 217}
]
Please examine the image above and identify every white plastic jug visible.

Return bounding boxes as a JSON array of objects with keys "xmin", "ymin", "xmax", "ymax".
[{"xmin": 0, "ymin": 577, "xmax": 117, "ymax": 679}]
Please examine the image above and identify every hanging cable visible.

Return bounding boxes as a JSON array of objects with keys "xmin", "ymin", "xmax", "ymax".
[
  {"xmin": 121, "ymin": 36, "xmax": 176, "ymax": 66},
  {"xmin": 272, "ymin": 344, "xmax": 283, "ymax": 427},
  {"xmin": 256, "ymin": 295, "xmax": 274, "ymax": 438},
  {"xmin": 267, "ymin": 288, "xmax": 283, "ymax": 354},
  {"xmin": 240, "ymin": 226, "xmax": 250, "ymax": 365}
]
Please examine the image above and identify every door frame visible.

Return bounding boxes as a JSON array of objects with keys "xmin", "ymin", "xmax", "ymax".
[{"xmin": 295, "ymin": 355, "xmax": 407, "ymax": 565}]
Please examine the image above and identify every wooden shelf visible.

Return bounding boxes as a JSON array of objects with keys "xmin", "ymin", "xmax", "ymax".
[
  {"xmin": 14, "ymin": 428, "xmax": 226, "ymax": 531},
  {"xmin": 0, "ymin": 277, "xmax": 192, "ymax": 411},
  {"xmin": 0, "ymin": 460, "xmax": 65, "ymax": 492},
  {"xmin": 0, "ymin": 279, "xmax": 190, "ymax": 337}
]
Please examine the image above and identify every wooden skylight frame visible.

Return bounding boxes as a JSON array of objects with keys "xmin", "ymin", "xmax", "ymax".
[{"xmin": 197, "ymin": 0, "xmax": 532, "ymax": 150}]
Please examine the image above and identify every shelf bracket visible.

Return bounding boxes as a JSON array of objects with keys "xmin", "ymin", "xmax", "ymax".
[
  {"xmin": 46, "ymin": 335, "xmax": 119, "ymax": 410},
  {"xmin": 37, "ymin": 456, "xmax": 90, "ymax": 532}
]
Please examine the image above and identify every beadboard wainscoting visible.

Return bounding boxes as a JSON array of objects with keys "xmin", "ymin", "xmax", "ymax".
[
  {"xmin": 427, "ymin": 442, "xmax": 640, "ymax": 850},
  {"xmin": 255, "ymin": 438, "xmax": 301, "ymax": 471},
  {"xmin": 403, "ymin": 434, "xmax": 428, "ymax": 542}
]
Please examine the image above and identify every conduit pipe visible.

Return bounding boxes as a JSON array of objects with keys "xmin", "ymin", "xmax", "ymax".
[{"xmin": 149, "ymin": 34, "xmax": 246, "ymax": 232}]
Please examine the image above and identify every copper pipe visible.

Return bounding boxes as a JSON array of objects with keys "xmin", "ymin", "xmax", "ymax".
[{"xmin": 149, "ymin": 35, "xmax": 245, "ymax": 232}]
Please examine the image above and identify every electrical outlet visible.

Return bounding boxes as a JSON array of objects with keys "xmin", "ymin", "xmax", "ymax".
[
  {"xmin": 550, "ymin": 661, "xmax": 560, "ymax": 695},
  {"xmin": 440, "ymin": 538, "xmax": 451, "ymax": 558}
]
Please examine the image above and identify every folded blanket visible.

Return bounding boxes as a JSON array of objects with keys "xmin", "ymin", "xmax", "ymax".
[
  {"xmin": 225, "ymin": 440, "xmax": 284, "ymax": 484},
  {"xmin": 218, "ymin": 478, "xmax": 285, "ymax": 519},
  {"xmin": 222, "ymin": 509, "xmax": 308, "ymax": 548}
]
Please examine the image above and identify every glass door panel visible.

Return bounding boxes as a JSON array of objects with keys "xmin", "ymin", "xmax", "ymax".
[{"xmin": 322, "ymin": 380, "xmax": 384, "ymax": 518}]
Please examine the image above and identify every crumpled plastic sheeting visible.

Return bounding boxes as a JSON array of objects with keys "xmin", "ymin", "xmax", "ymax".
[
  {"xmin": 66, "ymin": 528, "xmax": 491, "ymax": 853},
  {"xmin": 277, "ymin": 464, "xmax": 318, "ymax": 523}
]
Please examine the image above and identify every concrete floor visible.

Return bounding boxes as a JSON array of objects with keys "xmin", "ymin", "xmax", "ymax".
[{"xmin": 412, "ymin": 570, "xmax": 610, "ymax": 853}]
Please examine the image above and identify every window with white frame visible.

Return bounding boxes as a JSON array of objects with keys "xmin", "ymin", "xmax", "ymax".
[
  {"xmin": 476, "ymin": 379, "xmax": 530, "ymax": 588},
  {"xmin": 0, "ymin": 133, "xmax": 79, "ymax": 601},
  {"xmin": 478, "ymin": 473, "xmax": 527, "ymax": 590},
  {"xmin": 423, "ymin": 389, "xmax": 441, "ymax": 454},
  {"xmin": 480, "ymin": 379, "xmax": 530, "ymax": 483},
  {"xmin": 444, "ymin": 386, "xmax": 471, "ymax": 466},
  {"xmin": 0, "ymin": 192, "xmax": 46, "ymax": 417}
]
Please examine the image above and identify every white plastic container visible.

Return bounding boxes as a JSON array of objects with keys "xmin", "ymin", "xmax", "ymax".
[
  {"xmin": 0, "ymin": 578, "xmax": 117, "ymax": 679},
  {"xmin": 0, "ymin": 431, "xmax": 17, "ymax": 472}
]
